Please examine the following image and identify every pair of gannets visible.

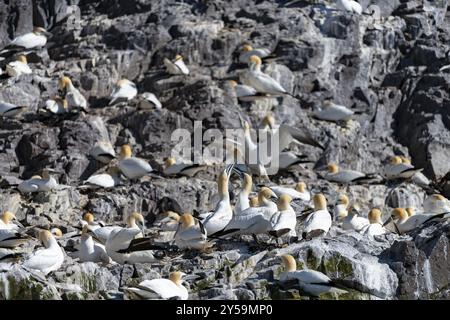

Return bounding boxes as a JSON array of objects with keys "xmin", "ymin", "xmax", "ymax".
[
  {"xmin": 384, "ymin": 156, "xmax": 423, "ymax": 180},
  {"xmin": 215, "ymin": 187, "xmax": 278, "ymax": 239},
  {"xmin": 22, "ymin": 230, "xmax": 64, "ymax": 275},
  {"xmin": 198, "ymin": 165, "xmax": 234, "ymax": 235},
  {"xmin": 124, "ymin": 271, "xmax": 188, "ymax": 300},
  {"xmin": 163, "ymin": 157, "xmax": 206, "ymax": 177},
  {"xmin": 323, "ymin": 163, "xmax": 370, "ymax": 184},
  {"xmin": 313, "ymin": 100, "xmax": 354, "ymax": 123},
  {"xmin": 118, "ymin": 144, "xmax": 153, "ymax": 180},
  {"xmin": 58, "ymin": 76, "xmax": 88, "ymax": 111},
  {"xmin": 280, "ymin": 254, "xmax": 347, "ymax": 296},
  {"xmin": 109, "ymin": 79, "xmax": 138, "ymax": 105},
  {"xmin": 6, "ymin": 55, "xmax": 32, "ymax": 77},
  {"xmin": 302, "ymin": 194, "xmax": 332, "ymax": 240},
  {"xmin": 0, "ymin": 101, "xmax": 27, "ymax": 117},
  {"xmin": 270, "ymin": 182, "xmax": 311, "ymax": 203},
  {"xmin": 164, "ymin": 54, "xmax": 189, "ymax": 75},
  {"xmin": 174, "ymin": 213, "xmax": 212, "ymax": 251},
  {"xmin": 18, "ymin": 169, "xmax": 59, "ymax": 193},
  {"xmin": 383, "ymin": 208, "xmax": 442, "ymax": 234}
]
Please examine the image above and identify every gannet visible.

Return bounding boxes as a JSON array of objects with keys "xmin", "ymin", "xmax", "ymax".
[
  {"xmin": 0, "ymin": 212, "xmax": 21, "ymax": 231},
  {"xmin": 81, "ymin": 212, "xmax": 104, "ymax": 231},
  {"xmin": 333, "ymin": 194, "xmax": 349, "ymax": 221},
  {"xmin": 22, "ymin": 230, "xmax": 64, "ymax": 275},
  {"xmin": 280, "ymin": 254, "xmax": 347, "ymax": 296},
  {"xmin": 139, "ymin": 92, "xmax": 162, "ymax": 110},
  {"xmin": 228, "ymin": 80, "xmax": 265, "ymax": 101},
  {"xmin": 58, "ymin": 76, "xmax": 88, "ymax": 111},
  {"xmin": 302, "ymin": 194, "xmax": 332, "ymax": 239},
  {"xmin": 199, "ymin": 166, "xmax": 234, "ymax": 235},
  {"xmin": 124, "ymin": 272, "xmax": 188, "ymax": 300},
  {"xmin": 157, "ymin": 211, "xmax": 181, "ymax": 231},
  {"xmin": 118, "ymin": 144, "xmax": 153, "ymax": 180},
  {"xmin": 214, "ymin": 187, "xmax": 277, "ymax": 239},
  {"xmin": 278, "ymin": 151, "xmax": 311, "ymax": 170},
  {"xmin": 50, "ymin": 228, "xmax": 63, "ymax": 238},
  {"xmin": 323, "ymin": 163, "xmax": 369, "ymax": 184},
  {"xmin": 249, "ymin": 197, "xmax": 259, "ymax": 207},
  {"xmin": 43, "ymin": 97, "xmax": 68, "ymax": 114},
  {"xmin": 239, "ymin": 44, "xmax": 272, "ymax": 63},
  {"xmin": 383, "ymin": 208, "xmax": 438, "ymax": 235},
  {"xmin": 89, "ymin": 140, "xmax": 116, "ymax": 164},
  {"xmin": 6, "ymin": 55, "xmax": 32, "ymax": 77},
  {"xmin": 105, "ymin": 227, "xmax": 158, "ymax": 265},
  {"xmin": 360, "ymin": 209, "xmax": 387, "ymax": 239},
  {"xmin": 336, "ymin": 0, "xmax": 363, "ymax": 14},
  {"xmin": 125, "ymin": 212, "xmax": 146, "ymax": 238},
  {"xmin": 406, "ymin": 207, "xmax": 415, "ymax": 217},
  {"xmin": 164, "ymin": 54, "xmax": 189, "ymax": 75},
  {"xmin": 269, "ymin": 195, "xmax": 297, "ymax": 238},
  {"xmin": 163, "ymin": 157, "xmax": 206, "ymax": 177},
  {"xmin": 175, "ymin": 214, "xmax": 212, "ymax": 251},
  {"xmin": 384, "ymin": 156, "xmax": 423, "ymax": 180},
  {"xmin": 109, "ymin": 79, "xmax": 138, "ymax": 105},
  {"xmin": 260, "ymin": 114, "xmax": 324, "ymax": 150},
  {"xmin": 0, "ymin": 101, "xmax": 26, "ymax": 117},
  {"xmin": 8, "ymin": 27, "xmax": 49, "ymax": 49},
  {"xmin": 76, "ymin": 225, "xmax": 110, "ymax": 264},
  {"xmin": 423, "ymin": 194, "xmax": 450, "ymax": 214},
  {"xmin": 18, "ymin": 169, "xmax": 59, "ymax": 193},
  {"xmin": 341, "ymin": 204, "xmax": 369, "ymax": 232},
  {"xmin": 235, "ymin": 173, "xmax": 252, "ymax": 216},
  {"xmin": 0, "ymin": 229, "xmax": 29, "ymax": 248},
  {"xmin": 313, "ymin": 100, "xmax": 354, "ymax": 122},
  {"xmin": 270, "ymin": 182, "xmax": 311, "ymax": 202},
  {"xmin": 247, "ymin": 55, "xmax": 292, "ymax": 96},
  {"xmin": 83, "ymin": 166, "xmax": 121, "ymax": 189}
]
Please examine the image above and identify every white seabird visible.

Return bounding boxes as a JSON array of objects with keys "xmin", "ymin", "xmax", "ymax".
[
  {"xmin": 336, "ymin": 0, "xmax": 363, "ymax": 14},
  {"xmin": 9, "ymin": 27, "xmax": 49, "ymax": 49},
  {"xmin": 270, "ymin": 181, "xmax": 311, "ymax": 203},
  {"xmin": 89, "ymin": 140, "xmax": 116, "ymax": 164},
  {"xmin": 333, "ymin": 194, "xmax": 349, "ymax": 221},
  {"xmin": 0, "ymin": 212, "xmax": 22, "ymax": 231},
  {"xmin": 269, "ymin": 195, "xmax": 297, "ymax": 238},
  {"xmin": 164, "ymin": 54, "xmax": 189, "ymax": 75},
  {"xmin": 18, "ymin": 169, "xmax": 59, "ymax": 193},
  {"xmin": 175, "ymin": 213, "xmax": 212, "ymax": 251},
  {"xmin": 384, "ymin": 156, "xmax": 423, "ymax": 180},
  {"xmin": 323, "ymin": 163, "xmax": 369, "ymax": 184},
  {"xmin": 58, "ymin": 76, "xmax": 88, "ymax": 111},
  {"xmin": 139, "ymin": 92, "xmax": 162, "ymax": 110},
  {"xmin": 234, "ymin": 173, "xmax": 253, "ymax": 216},
  {"xmin": 0, "ymin": 101, "xmax": 27, "ymax": 117},
  {"xmin": 83, "ymin": 166, "xmax": 122, "ymax": 189},
  {"xmin": 246, "ymin": 55, "xmax": 291, "ymax": 96},
  {"xmin": 22, "ymin": 230, "xmax": 64, "ymax": 275},
  {"xmin": 124, "ymin": 271, "xmax": 188, "ymax": 300},
  {"xmin": 239, "ymin": 44, "xmax": 272, "ymax": 63},
  {"xmin": 163, "ymin": 157, "xmax": 206, "ymax": 177},
  {"xmin": 313, "ymin": 100, "xmax": 354, "ymax": 122},
  {"xmin": 341, "ymin": 204, "xmax": 370, "ymax": 232},
  {"xmin": 109, "ymin": 79, "xmax": 138, "ymax": 105},
  {"xmin": 42, "ymin": 97, "xmax": 68, "ymax": 114},
  {"xmin": 360, "ymin": 209, "xmax": 387, "ymax": 239},
  {"xmin": 118, "ymin": 144, "xmax": 153, "ymax": 180},
  {"xmin": 6, "ymin": 55, "xmax": 32, "ymax": 77},
  {"xmin": 423, "ymin": 194, "xmax": 450, "ymax": 214},
  {"xmin": 279, "ymin": 254, "xmax": 347, "ymax": 296},
  {"xmin": 302, "ymin": 194, "xmax": 332, "ymax": 239},
  {"xmin": 228, "ymin": 80, "xmax": 265, "ymax": 101},
  {"xmin": 383, "ymin": 208, "xmax": 442, "ymax": 235},
  {"xmin": 75, "ymin": 225, "xmax": 110, "ymax": 264}
]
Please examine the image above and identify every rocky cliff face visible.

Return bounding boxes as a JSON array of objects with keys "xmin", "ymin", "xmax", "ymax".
[{"xmin": 0, "ymin": 0, "xmax": 449, "ymax": 300}]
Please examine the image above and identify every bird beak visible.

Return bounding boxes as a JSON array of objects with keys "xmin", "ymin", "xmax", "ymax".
[
  {"xmin": 270, "ymin": 194, "xmax": 278, "ymax": 201},
  {"xmin": 139, "ymin": 221, "xmax": 146, "ymax": 235},
  {"xmin": 14, "ymin": 219, "xmax": 25, "ymax": 229},
  {"xmin": 382, "ymin": 216, "xmax": 393, "ymax": 227}
]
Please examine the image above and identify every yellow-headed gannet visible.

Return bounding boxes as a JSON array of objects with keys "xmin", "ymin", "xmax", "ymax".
[
  {"xmin": 58, "ymin": 76, "xmax": 88, "ymax": 111},
  {"xmin": 384, "ymin": 156, "xmax": 423, "ymax": 180},
  {"xmin": 323, "ymin": 163, "xmax": 369, "ymax": 184},
  {"xmin": 42, "ymin": 97, "xmax": 68, "ymax": 114},
  {"xmin": 163, "ymin": 157, "xmax": 206, "ymax": 177},
  {"xmin": 118, "ymin": 144, "xmax": 153, "ymax": 180},
  {"xmin": 0, "ymin": 212, "xmax": 22, "ymax": 231},
  {"xmin": 6, "ymin": 55, "xmax": 32, "ymax": 77},
  {"xmin": 109, "ymin": 79, "xmax": 138, "ymax": 105},
  {"xmin": 18, "ymin": 169, "xmax": 59, "ymax": 193},
  {"xmin": 341, "ymin": 204, "xmax": 369, "ymax": 232},
  {"xmin": 333, "ymin": 194, "xmax": 349, "ymax": 221},
  {"xmin": 83, "ymin": 166, "xmax": 122, "ymax": 189},
  {"xmin": 50, "ymin": 228, "xmax": 63, "ymax": 238},
  {"xmin": 269, "ymin": 195, "xmax": 297, "ymax": 238},
  {"xmin": 423, "ymin": 194, "xmax": 450, "ymax": 214},
  {"xmin": 302, "ymin": 194, "xmax": 332, "ymax": 239},
  {"xmin": 228, "ymin": 80, "xmax": 265, "ymax": 101},
  {"xmin": 383, "ymin": 208, "xmax": 443, "ymax": 234},
  {"xmin": 235, "ymin": 173, "xmax": 253, "ymax": 216},
  {"xmin": 76, "ymin": 225, "xmax": 110, "ymax": 264},
  {"xmin": 280, "ymin": 254, "xmax": 347, "ymax": 296},
  {"xmin": 124, "ymin": 271, "xmax": 188, "ymax": 300},
  {"xmin": 9, "ymin": 27, "xmax": 49, "ymax": 49},
  {"xmin": 247, "ymin": 55, "xmax": 291, "ymax": 96},
  {"xmin": 175, "ymin": 213, "xmax": 212, "ymax": 251},
  {"xmin": 164, "ymin": 54, "xmax": 189, "ymax": 75},
  {"xmin": 360, "ymin": 209, "xmax": 387, "ymax": 239},
  {"xmin": 270, "ymin": 181, "xmax": 311, "ymax": 202},
  {"xmin": 22, "ymin": 230, "xmax": 64, "ymax": 275},
  {"xmin": 157, "ymin": 211, "xmax": 180, "ymax": 232},
  {"xmin": 239, "ymin": 44, "xmax": 272, "ymax": 63}
]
